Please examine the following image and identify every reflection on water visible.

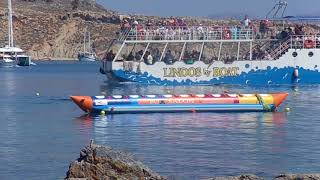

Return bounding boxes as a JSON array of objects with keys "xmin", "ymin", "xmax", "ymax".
[
  {"xmin": 77, "ymin": 82, "xmax": 320, "ymax": 179},
  {"xmin": 100, "ymin": 83, "xmax": 241, "ymax": 96},
  {"xmin": 77, "ymin": 112, "xmax": 286, "ymax": 131},
  {"xmin": 262, "ymin": 112, "xmax": 286, "ymax": 126},
  {"xmin": 1, "ymin": 62, "xmax": 320, "ymax": 180},
  {"xmin": 74, "ymin": 115, "xmax": 94, "ymax": 130},
  {"xmin": 72, "ymin": 110, "xmax": 290, "ymax": 179}
]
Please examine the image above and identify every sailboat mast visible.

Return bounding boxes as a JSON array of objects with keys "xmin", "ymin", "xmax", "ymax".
[
  {"xmin": 88, "ymin": 32, "xmax": 91, "ymax": 53},
  {"xmin": 8, "ymin": 0, "xmax": 14, "ymax": 47},
  {"xmin": 83, "ymin": 30, "xmax": 86, "ymax": 53}
]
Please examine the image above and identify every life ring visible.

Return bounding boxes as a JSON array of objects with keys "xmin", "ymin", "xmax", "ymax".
[
  {"xmin": 304, "ymin": 39, "xmax": 315, "ymax": 49},
  {"xmin": 223, "ymin": 29, "xmax": 231, "ymax": 39}
]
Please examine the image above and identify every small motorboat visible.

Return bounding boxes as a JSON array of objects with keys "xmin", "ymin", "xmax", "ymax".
[{"xmin": 70, "ymin": 93, "xmax": 288, "ymax": 114}]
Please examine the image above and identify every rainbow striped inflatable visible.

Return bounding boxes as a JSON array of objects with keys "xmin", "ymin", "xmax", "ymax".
[{"xmin": 70, "ymin": 93, "xmax": 288, "ymax": 114}]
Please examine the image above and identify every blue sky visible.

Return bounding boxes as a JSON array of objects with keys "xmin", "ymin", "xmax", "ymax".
[{"xmin": 97, "ymin": 0, "xmax": 319, "ymax": 18}]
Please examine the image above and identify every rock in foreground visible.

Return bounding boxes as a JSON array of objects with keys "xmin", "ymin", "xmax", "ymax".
[
  {"xmin": 66, "ymin": 144, "xmax": 320, "ymax": 180},
  {"xmin": 274, "ymin": 174, "xmax": 320, "ymax": 180},
  {"xmin": 208, "ymin": 174, "xmax": 263, "ymax": 180},
  {"xmin": 206, "ymin": 174, "xmax": 320, "ymax": 180},
  {"xmin": 65, "ymin": 143, "xmax": 164, "ymax": 180}
]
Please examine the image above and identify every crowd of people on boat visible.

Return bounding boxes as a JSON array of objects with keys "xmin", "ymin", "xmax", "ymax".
[
  {"xmin": 102, "ymin": 15, "xmax": 320, "ymax": 63},
  {"xmin": 119, "ymin": 15, "xmax": 317, "ymax": 41},
  {"xmin": 120, "ymin": 16, "xmax": 256, "ymax": 41}
]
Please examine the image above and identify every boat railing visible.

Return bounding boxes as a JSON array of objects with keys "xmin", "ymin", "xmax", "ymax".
[
  {"xmin": 119, "ymin": 26, "xmax": 255, "ymax": 42},
  {"xmin": 269, "ymin": 37, "xmax": 291, "ymax": 59},
  {"xmin": 118, "ymin": 28, "xmax": 132, "ymax": 41},
  {"xmin": 290, "ymin": 35, "xmax": 320, "ymax": 49}
]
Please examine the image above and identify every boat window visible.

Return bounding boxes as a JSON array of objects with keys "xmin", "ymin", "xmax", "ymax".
[
  {"xmin": 292, "ymin": 52, "xmax": 298, "ymax": 57},
  {"xmin": 308, "ymin": 51, "xmax": 314, "ymax": 57},
  {"xmin": 241, "ymin": 94, "xmax": 254, "ymax": 97},
  {"xmin": 259, "ymin": 94, "xmax": 269, "ymax": 97},
  {"xmin": 112, "ymin": 95, "xmax": 123, "ymax": 99},
  {"xmin": 228, "ymin": 94, "xmax": 238, "ymax": 97},
  {"xmin": 146, "ymin": 95, "xmax": 156, "ymax": 98},
  {"xmin": 163, "ymin": 95, "xmax": 173, "ymax": 98},
  {"xmin": 129, "ymin": 95, "xmax": 140, "ymax": 98},
  {"xmin": 196, "ymin": 94, "xmax": 205, "ymax": 98},
  {"xmin": 212, "ymin": 94, "xmax": 222, "ymax": 97},
  {"xmin": 95, "ymin": 96, "xmax": 105, "ymax": 99}
]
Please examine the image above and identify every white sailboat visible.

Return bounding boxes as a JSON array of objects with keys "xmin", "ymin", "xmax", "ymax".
[
  {"xmin": 78, "ymin": 30, "xmax": 97, "ymax": 62},
  {"xmin": 0, "ymin": 0, "xmax": 33, "ymax": 67}
]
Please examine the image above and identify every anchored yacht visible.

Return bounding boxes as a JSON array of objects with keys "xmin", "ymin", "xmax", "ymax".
[
  {"xmin": 0, "ymin": 46, "xmax": 31, "ymax": 67},
  {"xmin": 78, "ymin": 30, "xmax": 97, "ymax": 62},
  {"xmin": 0, "ymin": 0, "xmax": 33, "ymax": 67}
]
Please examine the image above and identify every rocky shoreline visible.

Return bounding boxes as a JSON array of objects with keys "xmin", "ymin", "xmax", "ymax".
[
  {"xmin": 65, "ymin": 143, "xmax": 164, "ymax": 180},
  {"xmin": 65, "ymin": 143, "xmax": 320, "ymax": 180}
]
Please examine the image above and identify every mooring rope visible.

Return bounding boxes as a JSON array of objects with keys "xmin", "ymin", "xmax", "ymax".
[{"xmin": 256, "ymin": 94, "xmax": 271, "ymax": 111}]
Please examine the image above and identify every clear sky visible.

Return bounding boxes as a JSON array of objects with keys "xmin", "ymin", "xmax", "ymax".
[{"xmin": 97, "ymin": 0, "xmax": 319, "ymax": 18}]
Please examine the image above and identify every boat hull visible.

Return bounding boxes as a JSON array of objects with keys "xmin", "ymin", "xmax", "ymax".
[
  {"xmin": 0, "ymin": 59, "xmax": 15, "ymax": 67},
  {"xmin": 79, "ymin": 56, "xmax": 96, "ymax": 62},
  {"xmin": 88, "ymin": 104, "xmax": 271, "ymax": 114},
  {"xmin": 70, "ymin": 93, "xmax": 288, "ymax": 114},
  {"xmin": 105, "ymin": 48, "xmax": 320, "ymax": 85},
  {"xmin": 78, "ymin": 53, "xmax": 97, "ymax": 62},
  {"xmin": 110, "ymin": 66, "xmax": 317, "ymax": 85}
]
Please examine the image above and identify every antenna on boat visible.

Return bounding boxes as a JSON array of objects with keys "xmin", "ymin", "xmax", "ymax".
[
  {"xmin": 266, "ymin": 0, "xmax": 288, "ymax": 19},
  {"xmin": 7, "ymin": 0, "xmax": 14, "ymax": 47}
]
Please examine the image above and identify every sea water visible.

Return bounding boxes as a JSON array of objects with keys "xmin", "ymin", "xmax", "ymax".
[{"xmin": 0, "ymin": 61, "xmax": 319, "ymax": 180}]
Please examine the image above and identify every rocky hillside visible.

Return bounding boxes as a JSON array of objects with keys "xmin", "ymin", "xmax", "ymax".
[
  {"xmin": 0, "ymin": 0, "xmax": 121, "ymax": 60},
  {"xmin": 1, "ymin": 1, "xmax": 310, "ymax": 61},
  {"xmin": 0, "ymin": 0, "xmax": 238, "ymax": 60}
]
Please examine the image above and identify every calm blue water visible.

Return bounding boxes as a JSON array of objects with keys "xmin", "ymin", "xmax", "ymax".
[{"xmin": 0, "ymin": 61, "xmax": 320, "ymax": 180}]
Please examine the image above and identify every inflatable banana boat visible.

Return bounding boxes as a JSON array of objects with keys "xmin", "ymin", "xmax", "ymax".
[{"xmin": 70, "ymin": 93, "xmax": 288, "ymax": 114}]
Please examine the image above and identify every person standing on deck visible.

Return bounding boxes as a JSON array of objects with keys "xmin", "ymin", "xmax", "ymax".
[
  {"xmin": 242, "ymin": 15, "xmax": 251, "ymax": 27},
  {"xmin": 231, "ymin": 26, "xmax": 238, "ymax": 39},
  {"xmin": 147, "ymin": 52, "xmax": 153, "ymax": 65},
  {"xmin": 241, "ymin": 15, "xmax": 251, "ymax": 39}
]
